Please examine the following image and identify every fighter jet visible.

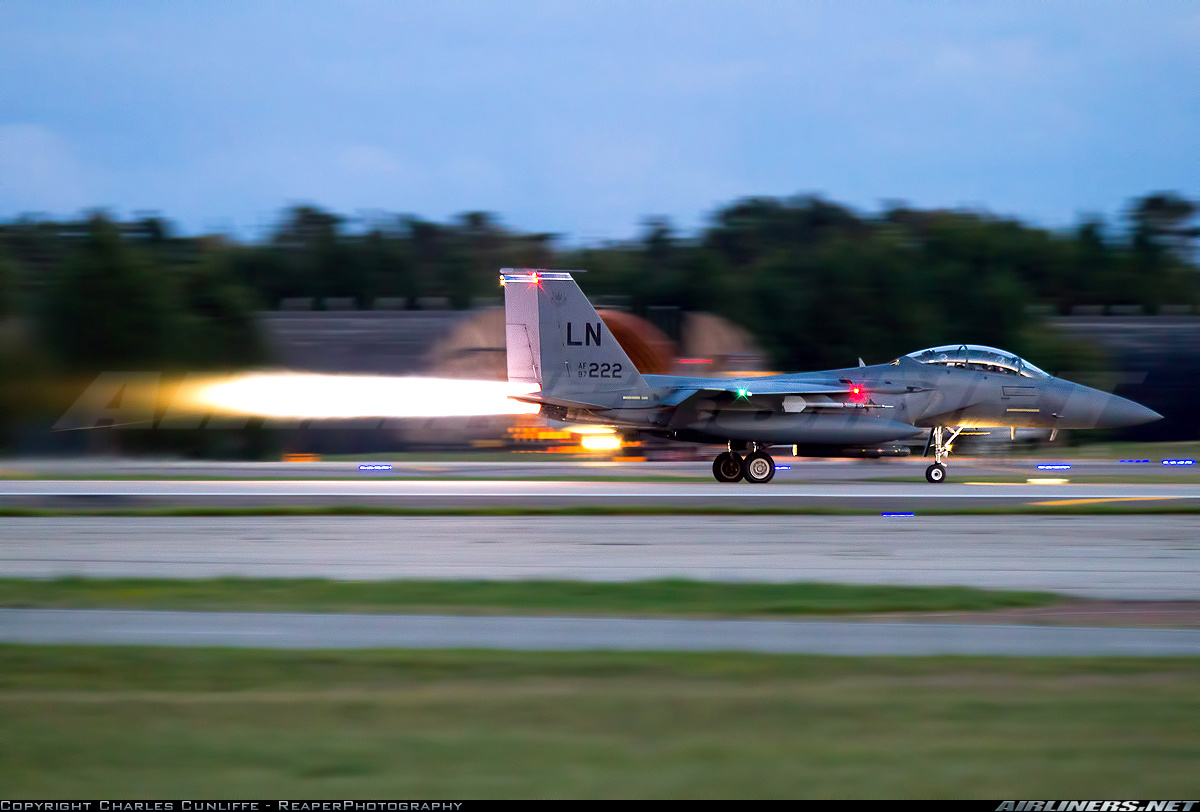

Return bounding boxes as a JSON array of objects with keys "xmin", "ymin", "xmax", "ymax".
[{"xmin": 501, "ymin": 268, "xmax": 1162, "ymax": 483}]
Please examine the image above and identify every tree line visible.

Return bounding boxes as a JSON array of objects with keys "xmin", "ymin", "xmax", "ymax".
[{"xmin": 0, "ymin": 192, "xmax": 1196, "ymax": 445}]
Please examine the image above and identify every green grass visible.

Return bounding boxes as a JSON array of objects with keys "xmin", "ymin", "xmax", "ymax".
[
  {"xmin": 0, "ymin": 577, "xmax": 1060, "ymax": 616},
  {"xmin": 874, "ymin": 473, "xmax": 1200, "ymax": 484},
  {"xmin": 0, "ymin": 647, "xmax": 1196, "ymax": 797}
]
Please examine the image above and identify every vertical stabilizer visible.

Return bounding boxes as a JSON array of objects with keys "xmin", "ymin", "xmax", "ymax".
[{"xmin": 502, "ymin": 269, "xmax": 650, "ymax": 404}]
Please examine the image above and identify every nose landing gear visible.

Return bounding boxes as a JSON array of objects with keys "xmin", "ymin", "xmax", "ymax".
[{"xmin": 923, "ymin": 426, "xmax": 963, "ymax": 484}]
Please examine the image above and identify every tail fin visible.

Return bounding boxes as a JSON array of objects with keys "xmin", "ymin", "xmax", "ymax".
[{"xmin": 502, "ymin": 268, "xmax": 650, "ymax": 405}]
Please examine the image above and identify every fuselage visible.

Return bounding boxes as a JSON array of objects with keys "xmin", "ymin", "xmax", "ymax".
[{"xmin": 548, "ymin": 358, "xmax": 1160, "ymax": 447}]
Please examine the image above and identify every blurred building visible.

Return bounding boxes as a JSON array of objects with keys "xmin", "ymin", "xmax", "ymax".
[
  {"xmin": 1047, "ymin": 313, "xmax": 1200, "ymax": 442},
  {"xmin": 258, "ymin": 308, "xmax": 467, "ymax": 376}
]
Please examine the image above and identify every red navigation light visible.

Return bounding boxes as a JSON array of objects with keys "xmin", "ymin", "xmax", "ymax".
[
  {"xmin": 848, "ymin": 383, "xmax": 868, "ymax": 404},
  {"xmin": 530, "ymin": 272, "xmax": 540, "ymax": 286}
]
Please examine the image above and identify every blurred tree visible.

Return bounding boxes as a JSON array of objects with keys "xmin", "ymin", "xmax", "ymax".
[
  {"xmin": 404, "ymin": 217, "xmax": 447, "ymax": 302},
  {"xmin": 0, "ymin": 249, "xmax": 15, "ymax": 318},
  {"xmin": 40, "ymin": 214, "xmax": 178, "ymax": 370},
  {"xmin": 1067, "ymin": 219, "xmax": 1109, "ymax": 312},
  {"xmin": 271, "ymin": 206, "xmax": 351, "ymax": 306},
  {"xmin": 1, "ymin": 191, "xmax": 1196, "ymax": 379},
  {"xmin": 1129, "ymin": 192, "xmax": 1199, "ymax": 257},
  {"xmin": 174, "ymin": 253, "xmax": 266, "ymax": 368},
  {"xmin": 1126, "ymin": 193, "xmax": 1198, "ymax": 311},
  {"xmin": 360, "ymin": 226, "xmax": 414, "ymax": 306}
]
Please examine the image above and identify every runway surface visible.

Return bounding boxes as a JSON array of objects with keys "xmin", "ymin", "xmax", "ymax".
[
  {"xmin": 3, "ymin": 608, "xmax": 1198, "ymax": 655},
  {"xmin": 2, "ymin": 476, "xmax": 1200, "ymax": 510},
  {"xmin": 3, "ymin": 514, "xmax": 1198, "ymax": 598},
  {"xmin": 5, "ymin": 456, "xmax": 1194, "ymax": 480}
]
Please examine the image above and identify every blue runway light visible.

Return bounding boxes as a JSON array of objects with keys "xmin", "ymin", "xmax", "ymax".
[
  {"xmin": 775, "ymin": 465, "xmax": 791, "ymax": 470},
  {"xmin": 1037, "ymin": 464, "xmax": 1071, "ymax": 470},
  {"xmin": 882, "ymin": 512, "xmax": 914, "ymax": 517},
  {"xmin": 1119, "ymin": 459, "xmax": 1151, "ymax": 464},
  {"xmin": 1162, "ymin": 459, "xmax": 1195, "ymax": 466},
  {"xmin": 358, "ymin": 463, "xmax": 393, "ymax": 471}
]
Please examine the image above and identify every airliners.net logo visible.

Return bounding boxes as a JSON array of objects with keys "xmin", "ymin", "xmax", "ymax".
[{"xmin": 997, "ymin": 803, "xmax": 1197, "ymax": 811}]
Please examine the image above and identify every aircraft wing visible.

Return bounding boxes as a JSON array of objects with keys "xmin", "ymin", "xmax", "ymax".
[
  {"xmin": 705, "ymin": 380, "xmax": 852, "ymax": 396},
  {"xmin": 659, "ymin": 380, "xmax": 851, "ymax": 407}
]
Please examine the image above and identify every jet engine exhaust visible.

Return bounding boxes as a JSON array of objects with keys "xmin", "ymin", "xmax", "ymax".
[{"xmin": 192, "ymin": 373, "xmax": 542, "ymax": 420}]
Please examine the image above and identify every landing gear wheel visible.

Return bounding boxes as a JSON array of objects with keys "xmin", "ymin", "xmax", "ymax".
[
  {"xmin": 925, "ymin": 463, "xmax": 947, "ymax": 484},
  {"xmin": 743, "ymin": 451, "xmax": 776, "ymax": 484},
  {"xmin": 713, "ymin": 451, "xmax": 744, "ymax": 483}
]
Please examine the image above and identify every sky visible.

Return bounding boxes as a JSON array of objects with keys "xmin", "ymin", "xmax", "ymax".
[{"xmin": 1, "ymin": 1, "xmax": 1197, "ymax": 243}]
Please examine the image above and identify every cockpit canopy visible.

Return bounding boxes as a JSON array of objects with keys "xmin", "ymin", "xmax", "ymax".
[{"xmin": 898, "ymin": 344, "xmax": 1050, "ymax": 378}]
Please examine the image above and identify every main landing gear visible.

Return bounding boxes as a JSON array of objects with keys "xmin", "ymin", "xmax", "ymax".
[
  {"xmin": 713, "ymin": 451, "xmax": 743, "ymax": 482},
  {"xmin": 712, "ymin": 445, "xmax": 776, "ymax": 484},
  {"xmin": 923, "ymin": 426, "xmax": 964, "ymax": 484}
]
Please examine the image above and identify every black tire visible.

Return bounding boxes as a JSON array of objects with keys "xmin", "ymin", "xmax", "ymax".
[
  {"xmin": 925, "ymin": 463, "xmax": 947, "ymax": 484},
  {"xmin": 743, "ymin": 451, "xmax": 775, "ymax": 484},
  {"xmin": 713, "ymin": 451, "xmax": 744, "ymax": 483}
]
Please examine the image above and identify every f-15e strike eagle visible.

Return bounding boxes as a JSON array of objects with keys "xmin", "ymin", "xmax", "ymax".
[{"xmin": 501, "ymin": 268, "xmax": 1161, "ymax": 483}]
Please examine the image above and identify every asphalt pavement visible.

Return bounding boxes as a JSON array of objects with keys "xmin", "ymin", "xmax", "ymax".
[
  {"xmin": 3, "ymin": 514, "xmax": 1198, "ymax": 598},
  {"xmin": 4, "ymin": 608, "xmax": 1199, "ymax": 656},
  {"xmin": 2, "ymin": 457, "xmax": 1197, "ymax": 654},
  {"xmin": 1, "ymin": 473, "xmax": 1199, "ymax": 510}
]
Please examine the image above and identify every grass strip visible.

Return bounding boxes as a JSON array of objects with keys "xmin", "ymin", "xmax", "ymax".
[
  {"xmin": 0, "ymin": 577, "xmax": 1060, "ymax": 616},
  {"xmin": 939, "ymin": 474, "xmax": 1199, "ymax": 484},
  {"xmin": 1017, "ymin": 440, "xmax": 1200, "ymax": 460},
  {"xmin": 0, "ymin": 646, "xmax": 1196, "ymax": 797},
  {"xmin": 873, "ymin": 474, "xmax": 1200, "ymax": 484}
]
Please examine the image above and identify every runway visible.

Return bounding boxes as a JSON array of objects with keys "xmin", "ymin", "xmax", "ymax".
[
  {"xmin": 5, "ymin": 456, "xmax": 1194, "ymax": 481},
  {"xmin": 4, "ymin": 459, "xmax": 1197, "ymax": 654},
  {"xmin": 4, "ymin": 608, "xmax": 1199, "ymax": 655},
  {"xmin": 3, "ymin": 514, "xmax": 1198, "ymax": 598},
  {"xmin": 2, "ymin": 475, "xmax": 1200, "ymax": 510}
]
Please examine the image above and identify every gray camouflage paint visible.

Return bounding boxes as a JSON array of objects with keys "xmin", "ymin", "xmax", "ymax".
[{"xmin": 503, "ymin": 270, "xmax": 1161, "ymax": 448}]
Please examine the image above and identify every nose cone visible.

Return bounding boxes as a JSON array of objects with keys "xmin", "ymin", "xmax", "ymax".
[
  {"xmin": 1054, "ymin": 383, "xmax": 1163, "ymax": 429},
  {"xmin": 1097, "ymin": 394, "xmax": 1162, "ymax": 428}
]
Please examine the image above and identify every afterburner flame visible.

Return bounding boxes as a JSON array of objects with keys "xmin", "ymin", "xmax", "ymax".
[
  {"xmin": 578, "ymin": 429, "xmax": 621, "ymax": 452},
  {"xmin": 193, "ymin": 374, "xmax": 541, "ymax": 419}
]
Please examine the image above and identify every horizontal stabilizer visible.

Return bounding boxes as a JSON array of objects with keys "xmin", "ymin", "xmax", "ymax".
[{"xmin": 509, "ymin": 392, "xmax": 618, "ymax": 410}]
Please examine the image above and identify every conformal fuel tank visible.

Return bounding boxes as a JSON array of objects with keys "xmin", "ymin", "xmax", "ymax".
[{"xmin": 688, "ymin": 412, "xmax": 923, "ymax": 445}]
